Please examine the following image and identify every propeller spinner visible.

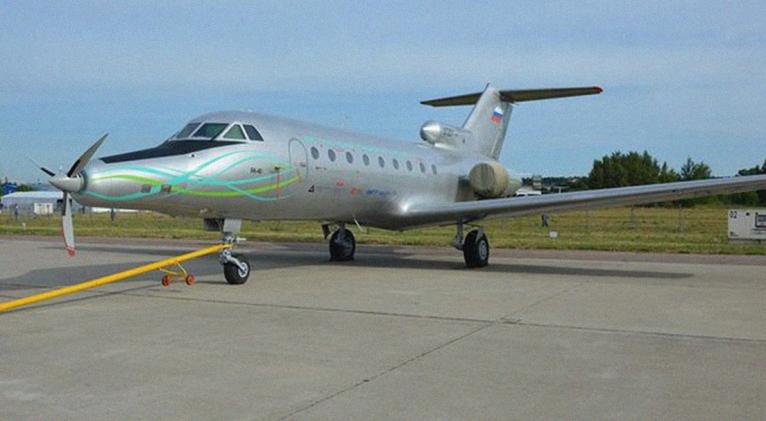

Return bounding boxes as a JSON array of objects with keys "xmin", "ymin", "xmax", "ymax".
[{"xmin": 33, "ymin": 134, "xmax": 108, "ymax": 256}]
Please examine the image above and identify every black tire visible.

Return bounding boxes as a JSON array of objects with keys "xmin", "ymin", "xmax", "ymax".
[
  {"xmin": 463, "ymin": 230, "xmax": 489, "ymax": 268},
  {"xmin": 329, "ymin": 229, "xmax": 355, "ymax": 261},
  {"xmin": 223, "ymin": 253, "xmax": 250, "ymax": 285}
]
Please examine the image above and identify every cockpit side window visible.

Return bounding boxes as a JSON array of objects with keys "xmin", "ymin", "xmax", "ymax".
[
  {"xmin": 175, "ymin": 123, "xmax": 200, "ymax": 139},
  {"xmin": 243, "ymin": 124, "xmax": 263, "ymax": 141},
  {"xmin": 191, "ymin": 123, "xmax": 228, "ymax": 140},
  {"xmin": 222, "ymin": 124, "xmax": 247, "ymax": 140}
]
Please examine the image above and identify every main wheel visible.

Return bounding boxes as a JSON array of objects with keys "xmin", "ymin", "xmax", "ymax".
[
  {"xmin": 463, "ymin": 230, "xmax": 489, "ymax": 268},
  {"xmin": 329, "ymin": 229, "xmax": 355, "ymax": 261},
  {"xmin": 223, "ymin": 253, "xmax": 251, "ymax": 285}
]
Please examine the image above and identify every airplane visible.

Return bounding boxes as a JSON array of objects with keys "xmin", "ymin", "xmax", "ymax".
[{"xmin": 36, "ymin": 84, "xmax": 766, "ymax": 285}]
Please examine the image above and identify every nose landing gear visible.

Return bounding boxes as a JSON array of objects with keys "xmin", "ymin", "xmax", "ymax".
[
  {"xmin": 221, "ymin": 248, "xmax": 251, "ymax": 285},
  {"xmin": 218, "ymin": 219, "xmax": 251, "ymax": 285}
]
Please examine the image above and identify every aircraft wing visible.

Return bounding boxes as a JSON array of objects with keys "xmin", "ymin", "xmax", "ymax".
[{"xmin": 405, "ymin": 175, "xmax": 766, "ymax": 225}]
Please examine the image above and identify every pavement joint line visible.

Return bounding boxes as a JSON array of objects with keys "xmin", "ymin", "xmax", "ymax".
[
  {"xmin": 2, "ymin": 278, "xmax": 490, "ymax": 323},
  {"xmin": 506, "ymin": 320, "xmax": 766, "ymax": 344},
  {"xmin": 120, "ymin": 290, "xmax": 766, "ymax": 344},
  {"xmin": 5, "ymin": 284, "xmax": 766, "ymax": 345},
  {"xmin": 503, "ymin": 281, "xmax": 587, "ymax": 320},
  {"xmin": 0, "ymin": 282, "xmax": 50, "ymax": 291},
  {"xmin": 118, "ymin": 291, "xmax": 495, "ymax": 324},
  {"xmin": 276, "ymin": 323, "xmax": 492, "ymax": 421},
  {"xmin": 0, "ymin": 283, "xmax": 158, "ymax": 315}
]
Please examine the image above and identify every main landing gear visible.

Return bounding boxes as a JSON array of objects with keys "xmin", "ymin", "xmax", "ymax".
[
  {"xmin": 453, "ymin": 221, "xmax": 490, "ymax": 268},
  {"xmin": 218, "ymin": 219, "xmax": 251, "ymax": 285},
  {"xmin": 320, "ymin": 221, "xmax": 488, "ymax": 267},
  {"xmin": 326, "ymin": 224, "xmax": 356, "ymax": 261}
]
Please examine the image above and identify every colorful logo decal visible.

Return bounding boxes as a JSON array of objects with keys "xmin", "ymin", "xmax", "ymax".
[{"xmin": 86, "ymin": 150, "xmax": 301, "ymax": 202}]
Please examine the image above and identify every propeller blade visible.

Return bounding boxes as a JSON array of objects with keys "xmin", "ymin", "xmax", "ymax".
[
  {"xmin": 67, "ymin": 133, "xmax": 108, "ymax": 177},
  {"xmin": 27, "ymin": 156, "xmax": 55, "ymax": 177},
  {"xmin": 61, "ymin": 192, "xmax": 76, "ymax": 256}
]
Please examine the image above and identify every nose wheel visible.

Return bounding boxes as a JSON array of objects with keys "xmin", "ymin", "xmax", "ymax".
[{"xmin": 220, "ymin": 247, "xmax": 251, "ymax": 285}]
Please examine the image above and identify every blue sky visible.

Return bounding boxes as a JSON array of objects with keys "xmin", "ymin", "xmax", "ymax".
[{"xmin": 1, "ymin": 1, "xmax": 764, "ymax": 182}]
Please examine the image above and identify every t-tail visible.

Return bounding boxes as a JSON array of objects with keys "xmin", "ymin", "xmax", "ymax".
[{"xmin": 420, "ymin": 84, "xmax": 602, "ymax": 159}]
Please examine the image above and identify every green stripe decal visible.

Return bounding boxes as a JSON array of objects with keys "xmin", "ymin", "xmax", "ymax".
[{"xmin": 86, "ymin": 150, "xmax": 303, "ymax": 202}]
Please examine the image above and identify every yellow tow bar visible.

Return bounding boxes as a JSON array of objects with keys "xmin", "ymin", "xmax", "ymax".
[{"xmin": 0, "ymin": 243, "xmax": 231, "ymax": 314}]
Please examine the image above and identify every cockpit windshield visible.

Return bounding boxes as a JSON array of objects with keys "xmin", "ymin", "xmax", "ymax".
[
  {"xmin": 191, "ymin": 123, "xmax": 229, "ymax": 140},
  {"xmin": 175, "ymin": 123, "xmax": 200, "ymax": 139},
  {"xmin": 222, "ymin": 124, "xmax": 246, "ymax": 140},
  {"xmin": 172, "ymin": 121, "xmax": 263, "ymax": 142}
]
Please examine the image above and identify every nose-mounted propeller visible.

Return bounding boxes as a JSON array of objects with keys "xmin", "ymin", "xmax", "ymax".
[{"xmin": 32, "ymin": 134, "xmax": 108, "ymax": 256}]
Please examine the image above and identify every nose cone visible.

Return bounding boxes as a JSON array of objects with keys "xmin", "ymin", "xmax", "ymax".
[{"xmin": 49, "ymin": 174, "xmax": 84, "ymax": 192}]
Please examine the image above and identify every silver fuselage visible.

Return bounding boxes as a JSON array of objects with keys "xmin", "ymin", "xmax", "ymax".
[{"xmin": 75, "ymin": 111, "xmax": 520, "ymax": 230}]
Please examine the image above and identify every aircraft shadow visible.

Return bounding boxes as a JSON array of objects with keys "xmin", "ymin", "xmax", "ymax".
[
  {"xmin": 0, "ymin": 261, "xmax": 191, "ymax": 291},
  {"xmin": 26, "ymin": 244, "xmax": 693, "ymax": 285},
  {"xmin": 1, "ymin": 243, "xmax": 692, "ymax": 315}
]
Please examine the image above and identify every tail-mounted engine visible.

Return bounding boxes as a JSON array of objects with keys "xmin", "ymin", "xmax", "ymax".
[
  {"xmin": 468, "ymin": 161, "xmax": 515, "ymax": 198},
  {"xmin": 420, "ymin": 120, "xmax": 472, "ymax": 148}
]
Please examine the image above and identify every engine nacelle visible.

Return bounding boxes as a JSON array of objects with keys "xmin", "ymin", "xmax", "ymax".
[
  {"xmin": 420, "ymin": 120, "xmax": 472, "ymax": 147},
  {"xmin": 469, "ymin": 161, "xmax": 512, "ymax": 198}
]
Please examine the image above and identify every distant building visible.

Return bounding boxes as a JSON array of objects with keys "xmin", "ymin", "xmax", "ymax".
[
  {"xmin": 0, "ymin": 191, "xmax": 138, "ymax": 215},
  {"xmin": 0, "ymin": 191, "xmax": 84, "ymax": 215},
  {"xmin": 27, "ymin": 182, "xmax": 57, "ymax": 192},
  {"xmin": 514, "ymin": 187, "xmax": 543, "ymax": 197}
]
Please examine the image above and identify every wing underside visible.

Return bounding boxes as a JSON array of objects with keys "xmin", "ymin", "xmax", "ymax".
[{"xmin": 403, "ymin": 175, "xmax": 766, "ymax": 227}]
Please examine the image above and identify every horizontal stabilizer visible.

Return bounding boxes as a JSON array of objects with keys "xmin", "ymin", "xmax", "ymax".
[{"xmin": 421, "ymin": 86, "xmax": 602, "ymax": 107}]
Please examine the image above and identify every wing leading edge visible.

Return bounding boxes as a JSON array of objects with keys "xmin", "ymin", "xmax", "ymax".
[{"xmin": 404, "ymin": 175, "xmax": 766, "ymax": 226}]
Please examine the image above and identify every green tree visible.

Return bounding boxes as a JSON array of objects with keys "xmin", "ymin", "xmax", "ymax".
[
  {"xmin": 587, "ymin": 151, "xmax": 676, "ymax": 189},
  {"xmin": 725, "ymin": 159, "xmax": 766, "ymax": 205},
  {"xmin": 658, "ymin": 162, "xmax": 679, "ymax": 183},
  {"xmin": 680, "ymin": 157, "xmax": 712, "ymax": 181},
  {"xmin": 678, "ymin": 157, "xmax": 713, "ymax": 206}
]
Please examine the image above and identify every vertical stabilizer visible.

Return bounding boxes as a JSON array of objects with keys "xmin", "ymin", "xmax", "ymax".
[
  {"xmin": 420, "ymin": 84, "xmax": 602, "ymax": 159},
  {"xmin": 461, "ymin": 84, "xmax": 512, "ymax": 158}
]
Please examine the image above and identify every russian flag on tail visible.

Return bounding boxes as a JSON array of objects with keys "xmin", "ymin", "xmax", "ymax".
[{"xmin": 490, "ymin": 106, "xmax": 503, "ymax": 124}]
